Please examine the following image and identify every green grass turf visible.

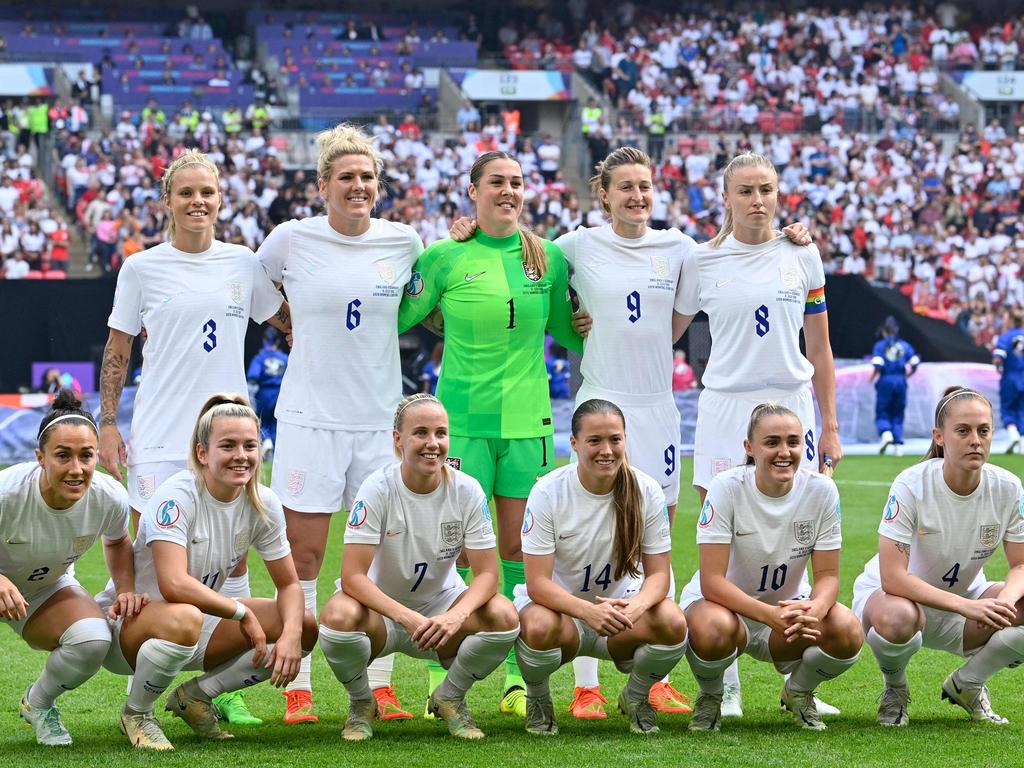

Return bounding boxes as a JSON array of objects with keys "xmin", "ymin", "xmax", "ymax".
[{"xmin": 2, "ymin": 454, "xmax": 1024, "ymax": 766}]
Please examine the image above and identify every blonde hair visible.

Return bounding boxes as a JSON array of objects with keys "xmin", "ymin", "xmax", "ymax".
[
  {"xmin": 189, "ymin": 393, "xmax": 266, "ymax": 518},
  {"xmin": 469, "ymin": 151, "xmax": 548, "ymax": 277},
  {"xmin": 571, "ymin": 399, "xmax": 643, "ymax": 580},
  {"xmin": 161, "ymin": 149, "xmax": 220, "ymax": 241},
  {"xmin": 745, "ymin": 402, "xmax": 800, "ymax": 465},
  {"xmin": 315, "ymin": 122, "xmax": 384, "ymax": 199},
  {"xmin": 924, "ymin": 386, "xmax": 993, "ymax": 460},
  {"xmin": 392, "ymin": 393, "xmax": 451, "ymax": 480},
  {"xmin": 589, "ymin": 146, "xmax": 652, "ymax": 214},
  {"xmin": 708, "ymin": 152, "xmax": 777, "ymax": 248}
]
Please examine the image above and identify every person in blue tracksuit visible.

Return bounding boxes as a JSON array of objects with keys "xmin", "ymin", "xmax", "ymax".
[
  {"xmin": 993, "ymin": 309, "xmax": 1024, "ymax": 454},
  {"xmin": 870, "ymin": 316, "xmax": 919, "ymax": 455},
  {"xmin": 247, "ymin": 327, "xmax": 289, "ymax": 447}
]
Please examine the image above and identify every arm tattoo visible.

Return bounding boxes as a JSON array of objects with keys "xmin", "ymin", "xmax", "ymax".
[
  {"xmin": 99, "ymin": 337, "xmax": 130, "ymax": 426},
  {"xmin": 274, "ymin": 305, "xmax": 290, "ymax": 325},
  {"xmin": 895, "ymin": 542, "xmax": 911, "ymax": 558}
]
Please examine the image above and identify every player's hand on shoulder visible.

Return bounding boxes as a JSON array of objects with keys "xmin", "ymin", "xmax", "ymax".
[
  {"xmin": 780, "ymin": 222, "xmax": 812, "ymax": 246},
  {"xmin": 0, "ymin": 574, "xmax": 28, "ymax": 620},
  {"xmin": 449, "ymin": 217, "xmax": 477, "ymax": 242}
]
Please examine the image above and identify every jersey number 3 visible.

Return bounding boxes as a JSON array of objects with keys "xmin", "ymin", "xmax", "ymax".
[{"xmin": 203, "ymin": 318, "xmax": 217, "ymax": 352}]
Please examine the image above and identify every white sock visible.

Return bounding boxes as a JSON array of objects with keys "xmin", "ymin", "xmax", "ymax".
[
  {"xmin": 515, "ymin": 639, "xmax": 562, "ymax": 699},
  {"xmin": 196, "ymin": 644, "xmax": 281, "ymax": 698},
  {"xmin": 786, "ymin": 645, "xmax": 859, "ymax": 693},
  {"xmin": 367, "ymin": 653, "xmax": 394, "ymax": 690},
  {"xmin": 286, "ymin": 578, "xmax": 318, "ymax": 692},
  {"xmin": 723, "ymin": 658, "xmax": 741, "ymax": 688},
  {"xmin": 625, "ymin": 639, "xmax": 688, "ymax": 701},
  {"xmin": 438, "ymin": 628, "xmax": 519, "ymax": 700},
  {"xmin": 685, "ymin": 647, "xmax": 736, "ymax": 695},
  {"xmin": 28, "ymin": 618, "xmax": 110, "ymax": 710},
  {"xmin": 126, "ymin": 638, "xmax": 196, "ymax": 713},
  {"xmin": 1009, "ymin": 424, "xmax": 1021, "ymax": 441},
  {"xmin": 572, "ymin": 655, "xmax": 600, "ymax": 688},
  {"xmin": 220, "ymin": 572, "xmax": 251, "ymax": 599},
  {"xmin": 866, "ymin": 628, "xmax": 922, "ymax": 686},
  {"xmin": 958, "ymin": 626, "xmax": 1024, "ymax": 687},
  {"xmin": 319, "ymin": 626, "xmax": 372, "ymax": 702}
]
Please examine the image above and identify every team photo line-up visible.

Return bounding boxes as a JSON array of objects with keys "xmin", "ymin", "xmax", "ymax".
[{"xmin": 1, "ymin": 125, "xmax": 1022, "ymax": 749}]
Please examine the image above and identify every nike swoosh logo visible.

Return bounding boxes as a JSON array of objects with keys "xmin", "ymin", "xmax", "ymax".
[
  {"xmin": 716, "ymin": 278, "xmax": 733, "ymax": 288},
  {"xmin": 558, "ymin": 534, "xmax": 574, "ymax": 540},
  {"xmin": 465, "ymin": 272, "xmax": 486, "ymax": 282},
  {"xmin": 736, "ymin": 531, "xmax": 756, "ymax": 536},
  {"xmin": 386, "ymin": 531, "xmax": 401, "ymax": 537}
]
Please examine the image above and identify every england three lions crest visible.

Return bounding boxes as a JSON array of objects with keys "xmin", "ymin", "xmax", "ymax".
[
  {"xmin": 650, "ymin": 254, "xmax": 669, "ymax": 277},
  {"xmin": 979, "ymin": 525, "xmax": 999, "ymax": 549},
  {"xmin": 377, "ymin": 261, "xmax": 396, "ymax": 284},
  {"xmin": 794, "ymin": 520, "xmax": 815, "ymax": 546},
  {"xmin": 440, "ymin": 521, "xmax": 463, "ymax": 547},
  {"xmin": 228, "ymin": 282, "xmax": 244, "ymax": 305}
]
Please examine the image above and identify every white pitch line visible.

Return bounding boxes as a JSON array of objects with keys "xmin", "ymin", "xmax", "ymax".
[
  {"xmin": 834, "ymin": 479, "xmax": 891, "ymax": 487},
  {"xmin": 0, "ymin": 409, "xmax": 31, "ymax": 431}
]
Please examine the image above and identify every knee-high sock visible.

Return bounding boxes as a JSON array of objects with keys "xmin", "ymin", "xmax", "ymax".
[
  {"xmin": 500, "ymin": 559, "xmax": 525, "ymax": 688},
  {"xmin": 685, "ymin": 647, "xmax": 736, "ymax": 695},
  {"xmin": 319, "ymin": 626, "xmax": 372, "ymax": 702},
  {"xmin": 573, "ymin": 655, "xmax": 600, "ymax": 688},
  {"xmin": 515, "ymin": 639, "xmax": 562, "ymax": 700},
  {"xmin": 28, "ymin": 618, "xmax": 111, "ymax": 709},
  {"xmin": 787, "ymin": 645, "xmax": 860, "ymax": 693},
  {"xmin": 438, "ymin": 628, "xmax": 519, "ymax": 700},
  {"xmin": 866, "ymin": 628, "xmax": 922, "ymax": 686},
  {"xmin": 958, "ymin": 626, "xmax": 1024, "ymax": 687},
  {"xmin": 624, "ymin": 638, "xmax": 688, "ymax": 701},
  {"xmin": 723, "ymin": 658, "xmax": 741, "ymax": 688},
  {"xmin": 286, "ymin": 578, "xmax": 317, "ymax": 692},
  {"xmin": 196, "ymin": 644, "xmax": 306, "ymax": 699},
  {"xmin": 220, "ymin": 572, "xmax": 251, "ymax": 599},
  {"xmin": 367, "ymin": 653, "xmax": 395, "ymax": 690},
  {"xmin": 125, "ymin": 638, "xmax": 196, "ymax": 714}
]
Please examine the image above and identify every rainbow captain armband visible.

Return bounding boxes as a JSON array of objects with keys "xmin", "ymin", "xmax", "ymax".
[{"xmin": 805, "ymin": 286, "xmax": 827, "ymax": 315}]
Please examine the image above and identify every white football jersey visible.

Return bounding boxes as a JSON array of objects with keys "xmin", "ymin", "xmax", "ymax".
[
  {"xmin": 108, "ymin": 240, "xmax": 283, "ymax": 464},
  {"xmin": 0, "ymin": 463, "xmax": 128, "ymax": 595},
  {"xmin": 690, "ymin": 235, "xmax": 825, "ymax": 392},
  {"xmin": 557, "ymin": 225, "xmax": 699, "ymax": 396},
  {"xmin": 343, "ymin": 463, "xmax": 495, "ymax": 611},
  {"xmin": 863, "ymin": 459, "xmax": 1024, "ymax": 596},
  {"xmin": 258, "ymin": 217, "xmax": 423, "ymax": 431},
  {"xmin": 105, "ymin": 470, "xmax": 290, "ymax": 604},
  {"xmin": 696, "ymin": 465, "xmax": 841, "ymax": 601},
  {"xmin": 522, "ymin": 463, "xmax": 671, "ymax": 602}
]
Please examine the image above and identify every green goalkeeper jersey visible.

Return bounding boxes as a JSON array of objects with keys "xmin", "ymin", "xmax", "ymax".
[{"xmin": 398, "ymin": 229, "xmax": 583, "ymax": 439}]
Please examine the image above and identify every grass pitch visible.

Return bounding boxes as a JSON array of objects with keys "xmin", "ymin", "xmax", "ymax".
[{"xmin": 1, "ymin": 454, "xmax": 1023, "ymax": 767}]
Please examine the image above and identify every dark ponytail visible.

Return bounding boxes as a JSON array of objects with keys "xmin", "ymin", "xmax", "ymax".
[{"xmin": 37, "ymin": 389, "xmax": 97, "ymax": 450}]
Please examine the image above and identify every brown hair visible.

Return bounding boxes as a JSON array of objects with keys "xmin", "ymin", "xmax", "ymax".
[
  {"xmin": 708, "ymin": 152, "xmax": 777, "ymax": 248},
  {"xmin": 571, "ymin": 399, "xmax": 643, "ymax": 580},
  {"xmin": 744, "ymin": 402, "xmax": 800, "ymax": 465},
  {"xmin": 924, "ymin": 386, "xmax": 993, "ymax": 460},
  {"xmin": 161, "ymin": 149, "xmax": 220, "ymax": 241},
  {"xmin": 589, "ymin": 146, "xmax": 652, "ymax": 214},
  {"xmin": 469, "ymin": 151, "xmax": 548, "ymax": 277},
  {"xmin": 188, "ymin": 393, "xmax": 266, "ymax": 518},
  {"xmin": 37, "ymin": 389, "xmax": 97, "ymax": 450}
]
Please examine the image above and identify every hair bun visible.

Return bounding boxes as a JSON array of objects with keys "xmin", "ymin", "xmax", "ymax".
[{"xmin": 51, "ymin": 388, "xmax": 83, "ymax": 412}]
